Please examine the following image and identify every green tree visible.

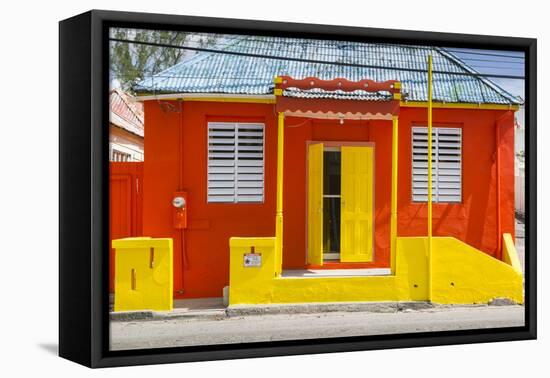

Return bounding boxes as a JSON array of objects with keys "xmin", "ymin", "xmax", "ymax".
[{"xmin": 110, "ymin": 28, "xmax": 217, "ymax": 92}]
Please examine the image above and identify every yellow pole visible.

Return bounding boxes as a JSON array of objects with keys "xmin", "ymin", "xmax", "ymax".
[
  {"xmin": 275, "ymin": 111, "xmax": 285, "ymax": 276},
  {"xmin": 427, "ymin": 54, "xmax": 433, "ymax": 301},
  {"xmin": 390, "ymin": 115, "xmax": 399, "ymax": 274}
]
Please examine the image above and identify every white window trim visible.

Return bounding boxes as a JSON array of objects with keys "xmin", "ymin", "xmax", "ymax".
[
  {"xmin": 207, "ymin": 122, "xmax": 265, "ymax": 204},
  {"xmin": 110, "ymin": 147, "xmax": 133, "ymax": 162},
  {"xmin": 411, "ymin": 126, "xmax": 462, "ymax": 203}
]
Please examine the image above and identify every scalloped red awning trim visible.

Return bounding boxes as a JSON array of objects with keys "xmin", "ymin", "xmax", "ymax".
[
  {"xmin": 277, "ymin": 76, "xmax": 400, "ymax": 94},
  {"xmin": 275, "ymin": 96, "xmax": 400, "ymax": 119},
  {"xmin": 274, "ymin": 76, "xmax": 400, "ymax": 118}
]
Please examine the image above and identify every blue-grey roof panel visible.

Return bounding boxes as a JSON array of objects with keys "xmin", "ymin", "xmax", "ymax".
[{"xmin": 134, "ymin": 36, "xmax": 521, "ymax": 105}]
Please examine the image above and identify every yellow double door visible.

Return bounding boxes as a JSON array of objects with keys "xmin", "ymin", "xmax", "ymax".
[{"xmin": 307, "ymin": 143, "xmax": 374, "ymax": 265}]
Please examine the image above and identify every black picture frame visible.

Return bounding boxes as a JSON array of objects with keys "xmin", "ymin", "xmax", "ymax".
[{"xmin": 59, "ymin": 9, "xmax": 537, "ymax": 368}]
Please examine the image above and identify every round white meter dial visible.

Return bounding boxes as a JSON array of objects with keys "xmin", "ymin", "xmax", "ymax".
[{"xmin": 172, "ymin": 196, "xmax": 186, "ymax": 208}]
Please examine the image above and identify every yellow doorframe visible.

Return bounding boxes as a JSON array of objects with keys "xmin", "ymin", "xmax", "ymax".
[
  {"xmin": 306, "ymin": 142, "xmax": 324, "ymax": 265},
  {"xmin": 306, "ymin": 141, "xmax": 375, "ymax": 265}
]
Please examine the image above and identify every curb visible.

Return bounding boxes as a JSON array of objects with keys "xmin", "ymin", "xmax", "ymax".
[
  {"xmin": 110, "ymin": 300, "xmax": 520, "ymax": 322},
  {"xmin": 225, "ymin": 301, "xmax": 435, "ymax": 317},
  {"xmin": 110, "ymin": 309, "xmax": 227, "ymax": 322},
  {"xmin": 110, "ymin": 311, "xmax": 154, "ymax": 322}
]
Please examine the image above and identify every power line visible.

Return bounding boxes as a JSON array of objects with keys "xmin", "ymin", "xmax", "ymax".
[
  {"xmin": 117, "ymin": 40, "xmax": 525, "ymax": 68},
  {"xmin": 109, "ymin": 37, "xmax": 525, "ymax": 80},
  {"xmin": 110, "ymin": 30, "xmax": 526, "ymax": 62},
  {"xmin": 111, "ymin": 35, "xmax": 525, "ymax": 73},
  {"xmin": 467, "ymin": 64, "xmax": 524, "ymax": 71},
  {"xmin": 114, "ymin": 31, "xmax": 525, "ymax": 61},
  {"xmin": 445, "ymin": 49, "xmax": 525, "ymax": 59},
  {"xmin": 456, "ymin": 57, "xmax": 524, "ymax": 65},
  {"xmin": 114, "ymin": 37, "xmax": 526, "ymax": 69}
]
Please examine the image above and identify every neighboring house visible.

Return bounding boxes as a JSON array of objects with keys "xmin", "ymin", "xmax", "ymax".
[
  {"xmin": 109, "ymin": 89, "xmax": 145, "ymax": 292},
  {"xmin": 109, "ymin": 89, "xmax": 144, "ymax": 161},
  {"xmin": 130, "ymin": 36, "xmax": 523, "ymax": 302},
  {"xmin": 515, "ymin": 114, "xmax": 526, "ymax": 217}
]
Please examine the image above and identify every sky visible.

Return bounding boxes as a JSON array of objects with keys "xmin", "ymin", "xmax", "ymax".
[
  {"xmin": 449, "ymin": 47, "xmax": 525, "ymax": 120},
  {"xmin": 450, "ymin": 48, "xmax": 524, "ymax": 95},
  {"xmin": 450, "ymin": 48, "xmax": 525, "ymax": 154}
]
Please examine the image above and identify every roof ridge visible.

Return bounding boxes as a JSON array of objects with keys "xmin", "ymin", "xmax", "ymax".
[
  {"xmin": 135, "ymin": 35, "xmax": 246, "ymax": 90},
  {"xmin": 436, "ymin": 47, "xmax": 520, "ymax": 104}
]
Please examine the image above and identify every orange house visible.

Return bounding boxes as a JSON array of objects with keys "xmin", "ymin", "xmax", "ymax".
[{"xmin": 128, "ymin": 37, "xmax": 521, "ymax": 299}]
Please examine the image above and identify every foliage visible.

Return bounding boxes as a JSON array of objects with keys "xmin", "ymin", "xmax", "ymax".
[{"xmin": 110, "ymin": 28, "xmax": 217, "ymax": 92}]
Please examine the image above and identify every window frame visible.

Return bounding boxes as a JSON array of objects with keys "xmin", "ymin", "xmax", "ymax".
[
  {"xmin": 411, "ymin": 126, "xmax": 463, "ymax": 204},
  {"xmin": 110, "ymin": 147, "xmax": 133, "ymax": 162},
  {"xmin": 206, "ymin": 121, "xmax": 266, "ymax": 204}
]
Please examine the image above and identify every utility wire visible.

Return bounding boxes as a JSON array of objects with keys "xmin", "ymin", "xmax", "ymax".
[
  {"xmin": 451, "ymin": 57, "xmax": 523, "ymax": 65},
  {"xmin": 118, "ymin": 42, "xmax": 525, "ymax": 68},
  {"xmin": 113, "ymin": 31, "xmax": 525, "ymax": 60},
  {"xmin": 109, "ymin": 37, "xmax": 525, "ymax": 80},
  {"xmin": 111, "ymin": 36, "xmax": 525, "ymax": 70},
  {"xmin": 110, "ymin": 30, "xmax": 526, "ymax": 61},
  {"xmin": 467, "ymin": 64, "xmax": 524, "ymax": 71},
  {"xmin": 445, "ymin": 49, "xmax": 525, "ymax": 59}
]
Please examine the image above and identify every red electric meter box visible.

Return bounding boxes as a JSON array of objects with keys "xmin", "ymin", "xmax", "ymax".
[{"xmin": 172, "ymin": 191, "xmax": 188, "ymax": 229}]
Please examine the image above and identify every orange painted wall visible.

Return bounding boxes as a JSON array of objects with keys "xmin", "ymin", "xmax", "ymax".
[
  {"xmin": 141, "ymin": 100, "xmax": 515, "ymax": 298},
  {"xmin": 109, "ymin": 162, "xmax": 143, "ymax": 292},
  {"xmin": 396, "ymin": 107, "xmax": 516, "ymax": 256},
  {"xmin": 142, "ymin": 101, "xmax": 277, "ymax": 298},
  {"xmin": 282, "ymin": 118, "xmax": 393, "ymax": 269}
]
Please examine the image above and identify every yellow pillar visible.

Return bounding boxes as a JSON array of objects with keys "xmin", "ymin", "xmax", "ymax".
[
  {"xmin": 390, "ymin": 115, "xmax": 399, "ymax": 274},
  {"xmin": 427, "ymin": 54, "xmax": 434, "ymax": 300},
  {"xmin": 275, "ymin": 111, "xmax": 285, "ymax": 276}
]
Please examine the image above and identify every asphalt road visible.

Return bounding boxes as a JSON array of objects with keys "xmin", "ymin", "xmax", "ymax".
[{"xmin": 110, "ymin": 305, "xmax": 524, "ymax": 351}]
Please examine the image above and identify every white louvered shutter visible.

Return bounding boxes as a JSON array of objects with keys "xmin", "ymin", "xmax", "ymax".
[
  {"xmin": 412, "ymin": 127, "xmax": 462, "ymax": 203},
  {"xmin": 207, "ymin": 122, "xmax": 265, "ymax": 203}
]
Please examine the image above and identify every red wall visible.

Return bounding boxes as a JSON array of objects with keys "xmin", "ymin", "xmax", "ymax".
[
  {"xmin": 282, "ymin": 118, "xmax": 392, "ymax": 269},
  {"xmin": 397, "ymin": 107, "xmax": 515, "ymax": 258},
  {"xmin": 142, "ymin": 101, "xmax": 277, "ymax": 298},
  {"xmin": 110, "ymin": 162, "xmax": 143, "ymax": 292},
  {"xmin": 141, "ymin": 100, "xmax": 515, "ymax": 298}
]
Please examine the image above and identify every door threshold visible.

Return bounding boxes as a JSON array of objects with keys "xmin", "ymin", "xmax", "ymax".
[{"xmin": 281, "ymin": 268, "xmax": 391, "ymax": 278}]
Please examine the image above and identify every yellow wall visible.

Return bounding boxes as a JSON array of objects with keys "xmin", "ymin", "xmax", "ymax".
[
  {"xmin": 113, "ymin": 237, "xmax": 173, "ymax": 311},
  {"xmin": 229, "ymin": 236, "xmax": 523, "ymax": 305},
  {"xmin": 502, "ymin": 233, "xmax": 523, "ymax": 274},
  {"xmin": 430, "ymin": 237, "xmax": 523, "ymax": 304}
]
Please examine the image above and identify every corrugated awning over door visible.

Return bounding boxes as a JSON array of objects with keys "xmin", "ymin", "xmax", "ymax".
[{"xmin": 274, "ymin": 76, "xmax": 401, "ymax": 120}]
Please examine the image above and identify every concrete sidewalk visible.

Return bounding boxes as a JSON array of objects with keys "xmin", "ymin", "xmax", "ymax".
[
  {"xmin": 110, "ymin": 297, "xmax": 227, "ymax": 321},
  {"xmin": 110, "ymin": 304, "xmax": 525, "ymax": 351},
  {"xmin": 110, "ymin": 298, "xmax": 517, "ymax": 322}
]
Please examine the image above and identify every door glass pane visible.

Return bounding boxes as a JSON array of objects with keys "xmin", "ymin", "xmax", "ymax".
[
  {"xmin": 323, "ymin": 198, "xmax": 341, "ymax": 253},
  {"xmin": 323, "ymin": 151, "xmax": 341, "ymax": 195},
  {"xmin": 323, "ymin": 150, "xmax": 341, "ymax": 254}
]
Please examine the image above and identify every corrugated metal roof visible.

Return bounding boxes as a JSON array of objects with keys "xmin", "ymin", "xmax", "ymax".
[
  {"xmin": 110, "ymin": 89, "xmax": 144, "ymax": 136},
  {"xmin": 283, "ymin": 88, "xmax": 392, "ymax": 101},
  {"xmin": 134, "ymin": 36, "xmax": 521, "ymax": 105}
]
